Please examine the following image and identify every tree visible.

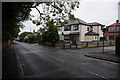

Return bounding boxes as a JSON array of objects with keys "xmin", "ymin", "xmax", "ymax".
[
  {"xmin": 19, "ymin": 32, "xmax": 32, "ymax": 41},
  {"xmin": 31, "ymin": 1, "xmax": 80, "ymax": 27},
  {"xmin": 2, "ymin": 2, "xmax": 34, "ymax": 42},
  {"xmin": 36, "ymin": 33, "xmax": 42, "ymax": 42},
  {"xmin": 69, "ymin": 13, "xmax": 76, "ymax": 20},
  {"xmin": 42, "ymin": 19, "xmax": 59, "ymax": 46},
  {"xmin": 27, "ymin": 34, "xmax": 36, "ymax": 43}
]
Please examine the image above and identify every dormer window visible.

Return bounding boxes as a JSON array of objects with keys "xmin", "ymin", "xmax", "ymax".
[
  {"xmin": 64, "ymin": 25, "xmax": 71, "ymax": 31},
  {"xmin": 73, "ymin": 25, "xmax": 78, "ymax": 31}
]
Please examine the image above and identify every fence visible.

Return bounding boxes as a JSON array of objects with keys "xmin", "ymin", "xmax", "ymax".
[{"xmin": 62, "ymin": 40, "xmax": 115, "ymax": 49}]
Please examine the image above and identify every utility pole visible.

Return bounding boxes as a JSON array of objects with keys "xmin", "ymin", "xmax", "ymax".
[
  {"xmin": 102, "ymin": 28, "xmax": 106, "ymax": 53},
  {"xmin": 102, "ymin": 32, "xmax": 104, "ymax": 53}
]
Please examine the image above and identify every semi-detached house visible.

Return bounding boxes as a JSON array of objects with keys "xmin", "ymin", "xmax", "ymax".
[{"xmin": 57, "ymin": 18, "xmax": 104, "ymax": 43}]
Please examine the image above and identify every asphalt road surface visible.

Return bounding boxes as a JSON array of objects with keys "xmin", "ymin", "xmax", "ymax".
[{"xmin": 12, "ymin": 41, "xmax": 119, "ymax": 79}]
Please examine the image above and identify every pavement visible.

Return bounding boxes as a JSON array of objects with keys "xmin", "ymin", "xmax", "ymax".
[
  {"xmin": 85, "ymin": 52, "xmax": 120, "ymax": 63},
  {"xmin": 2, "ymin": 42, "xmax": 20, "ymax": 79}
]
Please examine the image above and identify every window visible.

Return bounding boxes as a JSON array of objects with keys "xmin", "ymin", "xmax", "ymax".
[
  {"xmin": 111, "ymin": 26, "xmax": 117, "ymax": 31},
  {"xmin": 64, "ymin": 25, "xmax": 71, "ymax": 31},
  {"xmin": 64, "ymin": 35, "xmax": 69, "ymax": 40},
  {"xmin": 73, "ymin": 25, "xmax": 78, "ymax": 31},
  {"xmin": 87, "ymin": 27, "xmax": 89, "ymax": 31},
  {"xmin": 90, "ymin": 26, "xmax": 93, "ymax": 31},
  {"xmin": 109, "ymin": 36, "xmax": 115, "ymax": 40}
]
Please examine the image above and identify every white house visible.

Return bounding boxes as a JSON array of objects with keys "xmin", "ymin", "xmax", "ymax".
[{"xmin": 57, "ymin": 18, "xmax": 104, "ymax": 42}]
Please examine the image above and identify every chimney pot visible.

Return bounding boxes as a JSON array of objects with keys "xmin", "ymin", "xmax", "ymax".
[{"xmin": 116, "ymin": 20, "xmax": 119, "ymax": 23}]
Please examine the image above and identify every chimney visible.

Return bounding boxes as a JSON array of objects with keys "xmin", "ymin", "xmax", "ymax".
[{"xmin": 116, "ymin": 20, "xmax": 119, "ymax": 23}]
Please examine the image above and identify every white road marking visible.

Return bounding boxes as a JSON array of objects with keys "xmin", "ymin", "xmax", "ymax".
[
  {"xmin": 14, "ymin": 45, "xmax": 25, "ymax": 78},
  {"xmin": 46, "ymin": 54, "xmax": 65, "ymax": 63},
  {"xmin": 17, "ymin": 57, "xmax": 25, "ymax": 77},
  {"xmin": 89, "ymin": 71, "xmax": 107, "ymax": 79}
]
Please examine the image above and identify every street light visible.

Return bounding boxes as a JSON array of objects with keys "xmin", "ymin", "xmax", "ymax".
[{"xmin": 102, "ymin": 28, "xmax": 106, "ymax": 53}]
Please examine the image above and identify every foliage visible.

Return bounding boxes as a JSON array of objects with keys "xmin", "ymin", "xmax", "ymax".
[
  {"xmin": 42, "ymin": 31, "xmax": 49, "ymax": 43},
  {"xmin": 36, "ymin": 33, "xmax": 42, "ymax": 42},
  {"xmin": 31, "ymin": 1, "xmax": 80, "ymax": 27},
  {"xmin": 42, "ymin": 19, "xmax": 59, "ymax": 43},
  {"xmin": 69, "ymin": 13, "xmax": 76, "ymax": 20},
  {"xmin": 2, "ymin": 2, "xmax": 34, "ymax": 42},
  {"xmin": 27, "ymin": 34, "xmax": 36, "ymax": 43},
  {"xmin": 19, "ymin": 32, "xmax": 32, "ymax": 41},
  {"xmin": 24, "ymin": 33, "xmax": 42, "ymax": 43},
  {"xmin": 23, "ymin": 38, "xmax": 28, "ymax": 43}
]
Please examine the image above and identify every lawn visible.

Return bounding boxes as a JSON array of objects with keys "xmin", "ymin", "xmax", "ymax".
[
  {"xmin": 104, "ymin": 50, "xmax": 115, "ymax": 53},
  {"xmin": 80, "ymin": 43, "xmax": 115, "ymax": 48}
]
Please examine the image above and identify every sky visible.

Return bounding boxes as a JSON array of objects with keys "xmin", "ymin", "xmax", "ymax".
[{"xmin": 19, "ymin": 0, "xmax": 120, "ymax": 34}]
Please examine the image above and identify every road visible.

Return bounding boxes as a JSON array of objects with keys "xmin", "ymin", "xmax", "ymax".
[{"xmin": 13, "ymin": 41, "xmax": 119, "ymax": 78}]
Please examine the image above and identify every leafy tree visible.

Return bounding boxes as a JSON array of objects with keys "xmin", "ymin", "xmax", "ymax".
[
  {"xmin": 36, "ymin": 33, "xmax": 42, "ymax": 42},
  {"xmin": 42, "ymin": 19, "xmax": 59, "ymax": 46},
  {"xmin": 31, "ymin": 1, "xmax": 80, "ymax": 26},
  {"xmin": 42, "ymin": 31, "xmax": 49, "ymax": 43},
  {"xmin": 23, "ymin": 38, "xmax": 28, "ymax": 43},
  {"xmin": 69, "ymin": 13, "xmax": 76, "ymax": 20},
  {"xmin": 2, "ymin": 2, "xmax": 34, "ymax": 42},
  {"xmin": 19, "ymin": 32, "xmax": 32, "ymax": 41},
  {"xmin": 28, "ymin": 34, "xmax": 36, "ymax": 43}
]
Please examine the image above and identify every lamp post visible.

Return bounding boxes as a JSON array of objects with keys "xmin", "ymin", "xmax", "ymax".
[{"xmin": 102, "ymin": 28, "xmax": 106, "ymax": 53}]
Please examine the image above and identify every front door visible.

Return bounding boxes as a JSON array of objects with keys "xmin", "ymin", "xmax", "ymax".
[{"xmin": 69, "ymin": 34, "xmax": 79, "ymax": 45}]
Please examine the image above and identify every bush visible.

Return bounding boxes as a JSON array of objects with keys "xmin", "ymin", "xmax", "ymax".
[
  {"xmin": 23, "ymin": 38, "xmax": 28, "ymax": 43},
  {"xmin": 19, "ymin": 32, "xmax": 31, "ymax": 42},
  {"xmin": 28, "ymin": 34, "xmax": 36, "ymax": 43},
  {"xmin": 36, "ymin": 33, "xmax": 42, "ymax": 43}
]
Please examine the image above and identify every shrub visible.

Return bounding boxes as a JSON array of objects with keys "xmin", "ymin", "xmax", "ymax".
[{"xmin": 28, "ymin": 34, "xmax": 36, "ymax": 43}]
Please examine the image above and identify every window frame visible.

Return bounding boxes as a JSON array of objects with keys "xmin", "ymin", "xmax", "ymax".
[
  {"xmin": 87, "ymin": 27, "xmax": 89, "ymax": 31},
  {"xmin": 111, "ymin": 26, "xmax": 117, "ymax": 31},
  {"xmin": 64, "ymin": 35, "xmax": 69, "ymax": 40},
  {"xmin": 64, "ymin": 25, "xmax": 71, "ymax": 31},
  {"xmin": 73, "ymin": 24, "xmax": 79, "ymax": 31}
]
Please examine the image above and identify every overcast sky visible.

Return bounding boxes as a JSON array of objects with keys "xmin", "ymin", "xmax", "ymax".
[{"xmin": 19, "ymin": 0, "xmax": 120, "ymax": 34}]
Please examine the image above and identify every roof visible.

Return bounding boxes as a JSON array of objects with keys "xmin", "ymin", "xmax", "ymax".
[
  {"xmin": 56, "ymin": 18, "xmax": 104, "ymax": 27},
  {"xmin": 85, "ymin": 31, "xmax": 99, "ymax": 36},
  {"xmin": 88, "ymin": 22, "xmax": 104, "ymax": 26},
  {"xmin": 76, "ymin": 18, "xmax": 88, "ymax": 25},
  {"xmin": 64, "ymin": 18, "xmax": 104, "ymax": 26},
  {"xmin": 64, "ymin": 18, "xmax": 88, "ymax": 26},
  {"xmin": 107, "ymin": 23, "xmax": 120, "ymax": 27}
]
